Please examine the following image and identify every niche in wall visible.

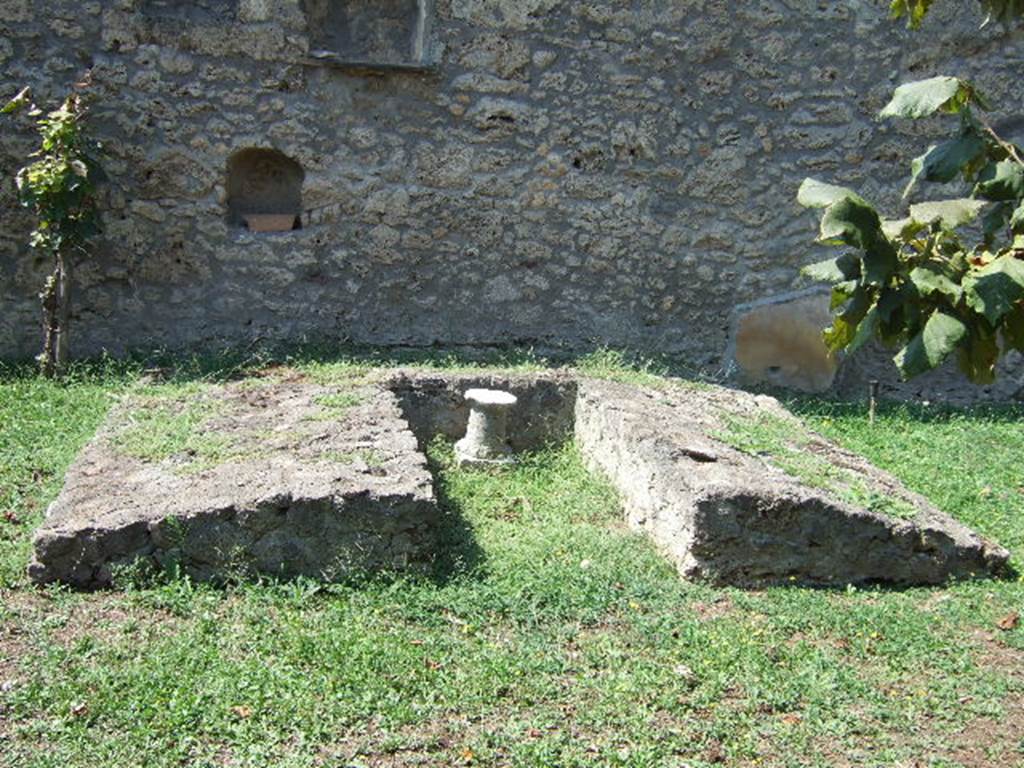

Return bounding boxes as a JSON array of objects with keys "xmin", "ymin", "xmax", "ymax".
[
  {"xmin": 226, "ymin": 148, "xmax": 304, "ymax": 232},
  {"xmin": 302, "ymin": 0, "xmax": 430, "ymax": 69}
]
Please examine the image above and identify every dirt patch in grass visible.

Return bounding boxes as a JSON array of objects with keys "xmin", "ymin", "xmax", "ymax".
[
  {"xmin": 972, "ymin": 629, "xmax": 1024, "ymax": 676},
  {"xmin": 0, "ymin": 590, "xmax": 182, "ymax": 658},
  {"xmin": 248, "ymin": 365, "xmax": 309, "ymax": 383},
  {"xmin": 691, "ymin": 595, "xmax": 735, "ymax": 621},
  {"xmin": 880, "ymin": 633, "xmax": 1024, "ymax": 768},
  {"xmin": 317, "ymin": 712, "xmax": 509, "ymax": 767},
  {"xmin": 947, "ymin": 630, "xmax": 1024, "ymax": 766},
  {"xmin": 944, "ymin": 692, "xmax": 1024, "ymax": 767}
]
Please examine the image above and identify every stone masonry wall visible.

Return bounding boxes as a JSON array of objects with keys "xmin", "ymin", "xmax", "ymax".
[{"xmin": 1, "ymin": 0, "xmax": 1022, "ymax": 365}]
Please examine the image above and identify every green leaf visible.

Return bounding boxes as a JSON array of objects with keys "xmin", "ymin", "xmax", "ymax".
[
  {"xmin": 862, "ymin": 248, "xmax": 900, "ymax": 286},
  {"xmin": 830, "ymin": 281, "xmax": 858, "ymax": 310},
  {"xmin": 801, "ymin": 253, "xmax": 860, "ymax": 283},
  {"xmin": 2, "ymin": 86, "xmax": 32, "ymax": 115},
  {"xmin": 924, "ymin": 134, "xmax": 988, "ymax": 182},
  {"xmin": 823, "ymin": 287, "xmax": 874, "ymax": 352},
  {"xmin": 819, "ymin": 196, "xmax": 883, "ymax": 248},
  {"xmin": 1003, "ymin": 303, "xmax": 1024, "ymax": 351},
  {"xmin": 982, "ymin": 202, "xmax": 1014, "ymax": 244},
  {"xmin": 963, "ymin": 254, "xmax": 1024, "ymax": 323},
  {"xmin": 893, "ymin": 311, "xmax": 967, "ymax": 379},
  {"xmin": 909, "ymin": 198, "xmax": 988, "ymax": 229},
  {"xmin": 877, "ymin": 285, "xmax": 912, "ymax": 323},
  {"xmin": 1011, "ymin": 202, "xmax": 1024, "ymax": 234},
  {"xmin": 877, "ymin": 284, "xmax": 922, "ymax": 345},
  {"xmin": 849, "ymin": 304, "xmax": 878, "ymax": 353},
  {"xmin": 909, "ymin": 265, "xmax": 963, "ymax": 303},
  {"xmin": 975, "ymin": 160, "xmax": 1024, "ymax": 202},
  {"xmin": 904, "ymin": 133, "xmax": 987, "ymax": 197},
  {"xmin": 889, "ymin": 0, "xmax": 935, "ymax": 28},
  {"xmin": 818, "ymin": 197, "xmax": 897, "ymax": 284},
  {"xmin": 957, "ymin": 324, "xmax": 999, "ymax": 384},
  {"xmin": 797, "ymin": 178, "xmax": 863, "ymax": 209},
  {"xmin": 881, "ymin": 217, "xmax": 927, "ymax": 241},
  {"xmin": 799, "ymin": 180, "xmax": 895, "ymax": 285},
  {"xmin": 880, "ymin": 77, "xmax": 980, "ymax": 120}
]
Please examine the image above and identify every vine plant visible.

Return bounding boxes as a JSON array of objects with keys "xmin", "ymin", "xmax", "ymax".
[
  {"xmin": 799, "ymin": 2, "xmax": 1023, "ymax": 383},
  {"xmin": 890, "ymin": 0, "xmax": 1024, "ymax": 28},
  {"xmin": 3, "ymin": 85, "xmax": 102, "ymax": 377}
]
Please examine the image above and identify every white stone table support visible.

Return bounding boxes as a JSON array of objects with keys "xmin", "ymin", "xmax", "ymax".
[{"xmin": 455, "ymin": 388, "xmax": 518, "ymax": 467}]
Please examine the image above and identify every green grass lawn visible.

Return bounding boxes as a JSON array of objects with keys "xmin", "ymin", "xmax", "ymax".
[{"xmin": 1, "ymin": 353, "xmax": 1022, "ymax": 767}]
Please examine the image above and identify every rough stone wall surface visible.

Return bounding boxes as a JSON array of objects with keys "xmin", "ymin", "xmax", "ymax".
[{"xmin": 1, "ymin": 1, "xmax": 1021, "ymax": 366}]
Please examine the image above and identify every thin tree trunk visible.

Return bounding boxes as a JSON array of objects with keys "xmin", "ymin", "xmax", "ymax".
[
  {"xmin": 54, "ymin": 251, "xmax": 71, "ymax": 375},
  {"xmin": 39, "ymin": 251, "xmax": 71, "ymax": 378},
  {"xmin": 39, "ymin": 263, "xmax": 58, "ymax": 378}
]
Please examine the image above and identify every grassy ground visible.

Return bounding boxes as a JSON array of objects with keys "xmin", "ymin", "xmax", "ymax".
[{"xmin": 1, "ymin": 352, "xmax": 1022, "ymax": 767}]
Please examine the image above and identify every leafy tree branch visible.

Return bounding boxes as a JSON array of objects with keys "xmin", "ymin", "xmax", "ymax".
[
  {"xmin": 799, "ymin": 6, "xmax": 1024, "ymax": 384},
  {"xmin": 3, "ymin": 84, "xmax": 102, "ymax": 377},
  {"xmin": 890, "ymin": 0, "xmax": 1024, "ymax": 29}
]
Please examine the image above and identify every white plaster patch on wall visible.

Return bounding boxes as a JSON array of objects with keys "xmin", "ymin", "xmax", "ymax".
[{"xmin": 727, "ymin": 289, "xmax": 837, "ymax": 394}]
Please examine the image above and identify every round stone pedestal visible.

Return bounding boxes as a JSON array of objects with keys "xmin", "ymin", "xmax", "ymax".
[{"xmin": 455, "ymin": 388, "xmax": 518, "ymax": 467}]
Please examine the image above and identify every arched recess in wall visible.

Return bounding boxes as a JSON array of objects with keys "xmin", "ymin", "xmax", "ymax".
[{"xmin": 226, "ymin": 148, "xmax": 304, "ymax": 232}]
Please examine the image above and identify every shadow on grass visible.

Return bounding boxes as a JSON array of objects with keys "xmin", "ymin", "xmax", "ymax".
[
  {"xmin": 0, "ymin": 339, "xmax": 718, "ymax": 388},
  {"xmin": 784, "ymin": 396, "xmax": 1024, "ymax": 426},
  {"xmin": 423, "ymin": 451, "xmax": 489, "ymax": 586}
]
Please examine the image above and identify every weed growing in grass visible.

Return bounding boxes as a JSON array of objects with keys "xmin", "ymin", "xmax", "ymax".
[
  {"xmin": 299, "ymin": 359, "xmax": 375, "ymax": 385},
  {"xmin": 294, "ymin": 345, "xmax": 550, "ymax": 380},
  {"xmin": 296, "ymin": 344, "xmax": 711, "ymax": 389},
  {"xmin": 312, "ymin": 390, "xmax": 365, "ymax": 413},
  {"xmin": 715, "ymin": 410, "xmax": 918, "ymax": 519},
  {"xmin": 112, "ymin": 387, "xmax": 220, "ymax": 460},
  {"xmin": 573, "ymin": 347, "xmax": 711, "ymax": 390},
  {"xmin": 109, "ymin": 385, "xmax": 261, "ymax": 474}
]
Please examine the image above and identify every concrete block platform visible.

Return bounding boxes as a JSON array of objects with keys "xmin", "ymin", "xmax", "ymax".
[{"xmin": 29, "ymin": 370, "xmax": 1011, "ymax": 588}]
